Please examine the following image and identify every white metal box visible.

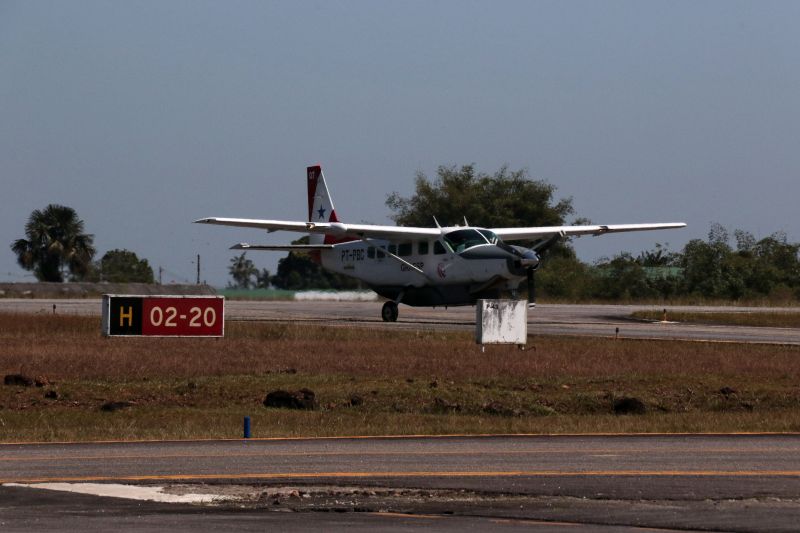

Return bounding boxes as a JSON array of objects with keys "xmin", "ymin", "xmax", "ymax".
[{"xmin": 475, "ymin": 299, "xmax": 528, "ymax": 346}]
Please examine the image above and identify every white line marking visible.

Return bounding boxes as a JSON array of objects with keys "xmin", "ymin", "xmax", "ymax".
[{"xmin": 4, "ymin": 483, "xmax": 235, "ymax": 503}]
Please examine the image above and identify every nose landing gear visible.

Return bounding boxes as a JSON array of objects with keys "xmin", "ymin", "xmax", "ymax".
[{"xmin": 381, "ymin": 301, "xmax": 399, "ymax": 322}]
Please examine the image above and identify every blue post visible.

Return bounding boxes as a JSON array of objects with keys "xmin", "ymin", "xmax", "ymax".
[{"xmin": 243, "ymin": 416, "xmax": 251, "ymax": 439}]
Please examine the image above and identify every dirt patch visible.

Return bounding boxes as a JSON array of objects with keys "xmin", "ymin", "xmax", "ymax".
[{"xmin": 155, "ymin": 483, "xmax": 800, "ymax": 532}]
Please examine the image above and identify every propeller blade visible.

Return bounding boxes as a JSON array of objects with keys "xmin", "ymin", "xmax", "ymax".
[
  {"xmin": 527, "ymin": 267, "xmax": 535, "ymax": 305},
  {"xmin": 532, "ymin": 231, "xmax": 565, "ymax": 254}
]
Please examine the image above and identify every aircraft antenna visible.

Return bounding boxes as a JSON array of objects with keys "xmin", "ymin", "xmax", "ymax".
[
  {"xmin": 433, "ymin": 216, "xmax": 441, "ymax": 228},
  {"xmin": 464, "ymin": 216, "xmax": 469, "ymax": 227}
]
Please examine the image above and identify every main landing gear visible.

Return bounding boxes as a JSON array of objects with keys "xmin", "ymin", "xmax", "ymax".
[{"xmin": 381, "ymin": 301, "xmax": 399, "ymax": 322}]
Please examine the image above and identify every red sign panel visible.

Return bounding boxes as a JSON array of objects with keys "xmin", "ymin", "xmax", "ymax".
[{"xmin": 141, "ymin": 296, "xmax": 224, "ymax": 337}]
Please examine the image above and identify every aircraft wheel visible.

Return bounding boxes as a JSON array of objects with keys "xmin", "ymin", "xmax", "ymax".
[{"xmin": 381, "ymin": 301, "xmax": 399, "ymax": 322}]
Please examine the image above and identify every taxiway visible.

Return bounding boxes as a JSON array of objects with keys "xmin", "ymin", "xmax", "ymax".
[
  {"xmin": 2, "ymin": 434, "xmax": 800, "ymax": 532},
  {"xmin": 2, "ymin": 298, "xmax": 799, "ymax": 344}
]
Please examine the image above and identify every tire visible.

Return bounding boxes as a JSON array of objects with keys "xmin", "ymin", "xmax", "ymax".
[{"xmin": 381, "ymin": 301, "xmax": 399, "ymax": 322}]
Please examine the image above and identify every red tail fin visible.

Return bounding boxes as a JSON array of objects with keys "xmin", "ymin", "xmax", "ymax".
[
  {"xmin": 307, "ymin": 165, "xmax": 349, "ymax": 250},
  {"xmin": 307, "ymin": 165, "xmax": 339, "ymax": 224}
]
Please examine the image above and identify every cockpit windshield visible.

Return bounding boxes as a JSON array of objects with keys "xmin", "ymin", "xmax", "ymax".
[
  {"xmin": 443, "ymin": 229, "xmax": 492, "ymax": 253},
  {"xmin": 478, "ymin": 229, "xmax": 499, "ymax": 245}
]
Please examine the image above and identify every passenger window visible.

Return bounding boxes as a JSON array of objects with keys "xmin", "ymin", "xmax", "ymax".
[
  {"xmin": 398, "ymin": 242, "xmax": 412, "ymax": 257},
  {"xmin": 434, "ymin": 241, "xmax": 446, "ymax": 255},
  {"xmin": 377, "ymin": 248, "xmax": 385, "ymax": 259},
  {"xmin": 388, "ymin": 244, "xmax": 397, "ymax": 255},
  {"xmin": 418, "ymin": 241, "xmax": 429, "ymax": 255},
  {"xmin": 367, "ymin": 246, "xmax": 375, "ymax": 259}
]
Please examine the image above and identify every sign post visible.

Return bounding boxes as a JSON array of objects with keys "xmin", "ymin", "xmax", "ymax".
[
  {"xmin": 475, "ymin": 299, "xmax": 527, "ymax": 350},
  {"xmin": 102, "ymin": 295, "xmax": 224, "ymax": 337}
]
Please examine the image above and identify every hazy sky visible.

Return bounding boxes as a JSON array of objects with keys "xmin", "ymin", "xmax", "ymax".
[{"xmin": 2, "ymin": 1, "xmax": 798, "ymax": 287}]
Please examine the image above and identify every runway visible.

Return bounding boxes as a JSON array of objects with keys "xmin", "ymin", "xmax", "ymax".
[
  {"xmin": 2, "ymin": 434, "xmax": 800, "ymax": 532},
  {"xmin": 3, "ymin": 298, "xmax": 799, "ymax": 344},
  {"xmin": 3, "ymin": 433, "xmax": 800, "ymax": 490}
]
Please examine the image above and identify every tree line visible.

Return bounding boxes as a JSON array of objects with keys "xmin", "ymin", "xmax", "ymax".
[
  {"xmin": 227, "ymin": 236, "xmax": 360, "ymax": 291},
  {"xmin": 12, "ymin": 167, "xmax": 800, "ymax": 302},
  {"xmin": 11, "ymin": 204, "xmax": 154, "ymax": 283},
  {"xmin": 536, "ymin": 226, "xmax": 800, "ymax": 302}
]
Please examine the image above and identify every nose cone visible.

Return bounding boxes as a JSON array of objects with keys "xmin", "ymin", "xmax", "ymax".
[{"xmin": 517, "ymin": 248, "xmax": 540, "ymax": 268}]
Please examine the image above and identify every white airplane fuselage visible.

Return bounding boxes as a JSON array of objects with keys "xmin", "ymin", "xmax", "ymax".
[{"xmin": 317, "ymin": 228, "xmax": 534, "ymax": 307}]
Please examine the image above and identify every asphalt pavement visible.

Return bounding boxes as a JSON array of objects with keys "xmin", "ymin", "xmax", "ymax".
[{"xmin": 2, "ymin": 434, "xmax": 800, "ymax": 532}]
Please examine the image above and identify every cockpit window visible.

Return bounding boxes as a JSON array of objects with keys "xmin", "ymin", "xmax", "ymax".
[
  {"xmin": 443, "ymin": 229, "xmax": 491, "ymax": 253},
  {"xmin": 478, "ymin": 229, "xmax": 499, "ymax": 244}
]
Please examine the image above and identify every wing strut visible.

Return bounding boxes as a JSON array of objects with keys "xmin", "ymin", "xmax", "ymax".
[{"xmin": 361, "ymin": 237, "xmax": 437, "ymax": 284}]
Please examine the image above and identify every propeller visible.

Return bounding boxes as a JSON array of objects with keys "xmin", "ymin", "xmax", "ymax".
[
  {"xmin": 525, "ymin": 231, "xmax": 565, "ymax": 308},
  {"xmin": 527, "ymin": 266, "xmax": 536, "ymax": 307},
  {"xmin": 532, "ymin": 231, "xmax": 565, "ymax": 255}
]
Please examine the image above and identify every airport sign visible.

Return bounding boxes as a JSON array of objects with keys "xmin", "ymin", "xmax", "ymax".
[{"xmin": 102, "ymin": 294, "xmax": 224, "ymax": 337}]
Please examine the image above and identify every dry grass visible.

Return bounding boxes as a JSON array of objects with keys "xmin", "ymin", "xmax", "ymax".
[
  {"xmin": 2, "ymin": 312, "xmax": 800, "ymax": 441},
  {"xmin": 3, "ymin": 313, "xmax": 799, "ymax": 381},
  {"xmin": 4, "ymin": 409, "xmax": 800, "ymax": 443}
]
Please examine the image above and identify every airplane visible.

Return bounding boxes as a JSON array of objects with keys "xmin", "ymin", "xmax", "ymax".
[{"xmin": 196, "ymin": 165, "xmax": 686, "ymax": 322}]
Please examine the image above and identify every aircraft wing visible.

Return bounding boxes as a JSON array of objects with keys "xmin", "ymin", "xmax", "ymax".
[
  {"xmin": 492, "ymin": 223, "xmax": 686, "ymax": 241},
  {"xmin": 195, "ymin": 217, "xmax": 440, "ymax": 240},
  {"xmin": 230, "ymin": 243, "xmax": 335, "ymax": 251},
  {"xmin": 197, "ymin": 217, "xmax": 685, "ymax": 242},
  {"xmin": 195, "ymin": 218, "xmax": 310, "ymax": 233}
]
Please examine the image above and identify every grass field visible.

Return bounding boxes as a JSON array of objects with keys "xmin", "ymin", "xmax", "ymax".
[{"xmin": 2, "ymin": 312, "xmax": 800, "ymax": 442}]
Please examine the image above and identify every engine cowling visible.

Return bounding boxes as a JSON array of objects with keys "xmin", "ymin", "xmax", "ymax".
[{"xmin": 511, "ymin": 245, "xmax": 540, "ymax": 269}]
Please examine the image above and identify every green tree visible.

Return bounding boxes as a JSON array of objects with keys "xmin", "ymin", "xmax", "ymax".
[
  {"xmin": 679, "ymin": 224, "xmax": 733, "ymax": 298},
  {"xmin": 386, "ymin": 164, "xmax": 584, "ymax": 298},
  {"xmin": 740, "ymin": 231, "xmax": 800, "ymax": 298},
  {"xmin": 590, "ymin": 253, "xmax": 658, "ymax": 301},
  {"xmin": 98, "ymin": 249, "xmax": 154, "ymax": 283},
  {"xmin": 535, "ymin": 254, "xmax": 591, "ymax": 301},
  {"xmin": 228, "ymin": 252, "xmax": 258, "ymax": 289},
  {"xmin": 11, "ymin": 204, "xmax": 96, "ymax": 282},
  {"xmin": 255, "ymin": 268, "xmax": 271, "ymax": 289},
  {"xmin": 270, "ymin": 237, "xmax": 361, "ymax": 290},
  {"xmin": 676, "ymin": 223, "xmax": 789, "ymax": 300},
  {"xmin": 637, "ymin": 243, "xmax": 678, "ymax": 267},
  {"xmin": 386, "ymin": 164, "xmax": 574, "ymax": 232}
]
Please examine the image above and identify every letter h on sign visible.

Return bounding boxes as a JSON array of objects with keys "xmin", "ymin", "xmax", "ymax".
[
  {"xmin": 119, "ymin": 306, "xmax": 134, "ymax": 327},
  {"xmin": 107, "ymin": 297, "xmax": 143, "ymax": 336}
]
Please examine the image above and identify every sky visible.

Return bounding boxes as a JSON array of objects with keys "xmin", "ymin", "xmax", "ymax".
[{"xmin": 1, "ymin": 1, "xmax": 798, "ymax": 287}]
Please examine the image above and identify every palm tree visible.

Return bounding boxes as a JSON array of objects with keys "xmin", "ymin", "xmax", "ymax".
[
  {"xmin": 228, "ymin": 252, "xmax": 258, "ymax": 289},
  {"xmin": 11, "ymin": 204, "xmax": 96, "ymax": 282}
]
